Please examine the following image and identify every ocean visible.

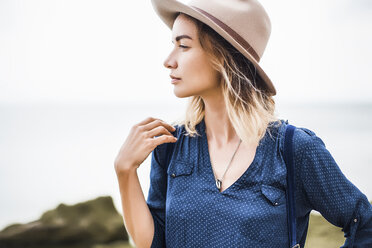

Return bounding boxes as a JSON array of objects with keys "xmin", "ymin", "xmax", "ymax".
[{"xmin": 0, "ymin": 101, "xmax": 371, "ymax": 230}]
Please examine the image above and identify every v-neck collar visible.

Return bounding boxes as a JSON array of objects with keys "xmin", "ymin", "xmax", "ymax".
[{"xmin": 197, "ymin": 117, "xmax": 267, "ymax": 194}]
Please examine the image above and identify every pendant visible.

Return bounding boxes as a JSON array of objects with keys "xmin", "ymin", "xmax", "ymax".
[{"xmin": 215, "ymin": 179, "xmax": 222, "ymax": 190}]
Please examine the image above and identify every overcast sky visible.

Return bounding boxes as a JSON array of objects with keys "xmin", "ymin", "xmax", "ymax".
[{"xmin": 0, "ymin": 0, "xmax": 371, "ymax": 105}]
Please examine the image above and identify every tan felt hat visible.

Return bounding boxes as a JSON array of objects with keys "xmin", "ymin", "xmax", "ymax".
[{"xmin": 151, "ymin": 0, "xmax": 276, "ymax": 96}]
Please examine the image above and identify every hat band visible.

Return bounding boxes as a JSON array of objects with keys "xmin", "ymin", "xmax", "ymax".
[{"xmin": 190, "ymin": 6, "xmax": 261, "ymax": 62}]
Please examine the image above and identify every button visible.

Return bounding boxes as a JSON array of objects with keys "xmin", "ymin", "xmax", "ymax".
[
  {"xmin": 171, "ymin": 173, "xmax": 176, "ymax": 178},
  {"xmin": 354, "ymin": 218, "xmax": 358, "ymax": 223},
  {"xmin": 274, "ymin": 202, "xmax": 279, "ymax": 206}
]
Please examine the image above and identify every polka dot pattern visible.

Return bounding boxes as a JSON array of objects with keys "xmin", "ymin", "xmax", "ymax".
[{"xmin": 146, "ymin": 118, "xmax": 372, "ymax": 247}]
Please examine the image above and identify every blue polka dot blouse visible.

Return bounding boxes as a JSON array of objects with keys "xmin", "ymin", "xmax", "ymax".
[{"xmin": 146, "ymin": 118, "xmax": 372, "ymax": 247}]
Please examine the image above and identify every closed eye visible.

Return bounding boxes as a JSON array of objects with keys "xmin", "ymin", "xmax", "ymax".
[{"xmin": 179, "ymin": 45, "xmax": 189, "ymax": 49}]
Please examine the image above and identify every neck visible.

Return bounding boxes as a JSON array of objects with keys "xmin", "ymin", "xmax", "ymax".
[{"xmin": 202, "ymin": 94, "xmax": 239, "ymax": 148}]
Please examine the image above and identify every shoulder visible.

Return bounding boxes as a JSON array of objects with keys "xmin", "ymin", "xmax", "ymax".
[
  {"xmin": 291, "ymin": 126, "xmax": 329, "ymax": 167},
  {"xmin": 152, "ymin": 123, "xmax": 186, "ymax": 168},
  {"xmin": 277, "ymin": 120, "xmax": 327, "ymax": 160},
  {"xmin": 294, "ymin": 126, "xmax": 326, "ymax": 158}
]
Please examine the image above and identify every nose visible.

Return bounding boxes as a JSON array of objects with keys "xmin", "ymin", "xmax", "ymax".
[{"xmin": 163, "ymin": 52, "xmax": 177, "ymax": 69}]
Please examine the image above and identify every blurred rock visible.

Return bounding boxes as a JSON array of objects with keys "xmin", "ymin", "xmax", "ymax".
[
  {"xmin": 92, "ymin": 241, "xmax": 132, "ymax": 248},
  {"xmin": 0, "ymin": 196, "xmax": 128, "ymax": 248}
]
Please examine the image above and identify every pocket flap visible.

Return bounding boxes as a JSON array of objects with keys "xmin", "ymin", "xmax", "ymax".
[
  {"xmin": 261, "ymin": 184, "xmax": 286, "ymax": 206},
  {"xmin": 167, "ymin": 159, "xmax": 194, "ymax": 177}
]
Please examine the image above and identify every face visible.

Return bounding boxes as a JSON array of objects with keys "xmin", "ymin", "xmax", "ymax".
[{"xmin": 163, "ymin": 14, "xmax": 221, "ymax": 98}]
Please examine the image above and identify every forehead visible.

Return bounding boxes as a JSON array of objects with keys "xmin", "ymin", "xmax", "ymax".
[{"xmin": 171, "ymin": 14, "xmax": 198, "ymax": 41}]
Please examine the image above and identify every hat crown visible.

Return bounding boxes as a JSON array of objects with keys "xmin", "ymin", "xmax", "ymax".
[{"xmin": 186, "ymin": 0, "xmax": 271, "ymax": 59}]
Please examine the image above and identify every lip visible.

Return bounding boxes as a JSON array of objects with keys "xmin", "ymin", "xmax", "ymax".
[
  {"xmin": 171, "ymin": 78, "xmax": 181, "ymax": 84},
  {"xmin": 170, "ymin": 75, "xmax": 181, "ymax": 84}
]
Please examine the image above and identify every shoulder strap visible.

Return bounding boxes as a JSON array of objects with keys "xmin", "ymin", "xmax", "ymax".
[{"xmin": 283, "ymin": 124, "xmax": 300, "ymax": 248}]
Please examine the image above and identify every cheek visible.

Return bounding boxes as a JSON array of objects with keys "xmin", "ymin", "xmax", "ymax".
[{"xmin": 185, "ymin": 55, "xmax": 219, "ymax": 87}]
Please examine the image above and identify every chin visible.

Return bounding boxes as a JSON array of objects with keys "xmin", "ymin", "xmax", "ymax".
[
  {"xmin": 173, "ymin": 90, "xmax": 194, "ymax": 98},
  {"xmin": 174, "ymin": 91, "xmax": 190, "ymax": 98}
]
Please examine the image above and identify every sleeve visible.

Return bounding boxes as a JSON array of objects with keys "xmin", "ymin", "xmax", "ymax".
[
  {"xmin": 146, "ymin": 126, "xmax": 177, "ymax": 248},
  {"xmin": 294, "ymin": 128, "xmax": 372, "ymax": 247},
  {"xmin": 146, "ymin": 146, "xmax": 168, "ymax": 248}
]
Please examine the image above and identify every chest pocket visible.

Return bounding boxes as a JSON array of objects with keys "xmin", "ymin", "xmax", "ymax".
[
  {"xmin": 167, "ymin": 159, "xmax": 194, "ymax": 178},
  {"xmin": 260, "ymin": 184, "xmax": 286, "ymax": 206},
  {"xmin": 166, "ymin": 159, "xmax": 195, "ymax": 198}
]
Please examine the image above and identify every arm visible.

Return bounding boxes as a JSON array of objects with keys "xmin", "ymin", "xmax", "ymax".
[
  {"xmin": 116, "ymin": 167, "xmax": 155, "ymax": 248},
  {"xmin": 114, "ymin": 117, "xmax": 177, "ymax": 248},
  {"xmin": 294, "ymin": 128, "xmax": 372, "ymax": 247}
]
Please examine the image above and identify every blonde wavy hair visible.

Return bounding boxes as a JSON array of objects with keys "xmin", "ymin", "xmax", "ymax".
[{"xmin": 171, "ymin": 13, "xmax": 283, "ymax": 146}]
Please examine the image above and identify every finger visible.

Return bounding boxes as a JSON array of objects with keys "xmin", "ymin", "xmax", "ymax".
[
  {"xmin": 153, "ymin": 135, "xmax": 177, "ymax": 147},
  {"xmin": 147, "ymin": 125, "xmax": 173, "ymax": 138},
  {"xmin": 136, "ymin": 116, "xmax": 158, "ymax": 126},
  {"xmin": 143, "ymin": 119, "xmax": 176, "ymax": 133}
]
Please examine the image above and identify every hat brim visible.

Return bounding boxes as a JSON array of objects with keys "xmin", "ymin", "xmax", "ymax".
[{"xmin": 151, "ymin": 0, "xmax": 276, "ymax": 96}]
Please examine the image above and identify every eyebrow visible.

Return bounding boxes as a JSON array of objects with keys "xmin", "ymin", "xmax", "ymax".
[{"xmin": 172, "ymin": 34, "xmax": 193, "ymax": 43}]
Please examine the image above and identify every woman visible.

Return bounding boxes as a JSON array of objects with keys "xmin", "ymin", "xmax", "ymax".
[{"xmin": 114, "ymin": 0, "xmax": 372, "ymax": 247}]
